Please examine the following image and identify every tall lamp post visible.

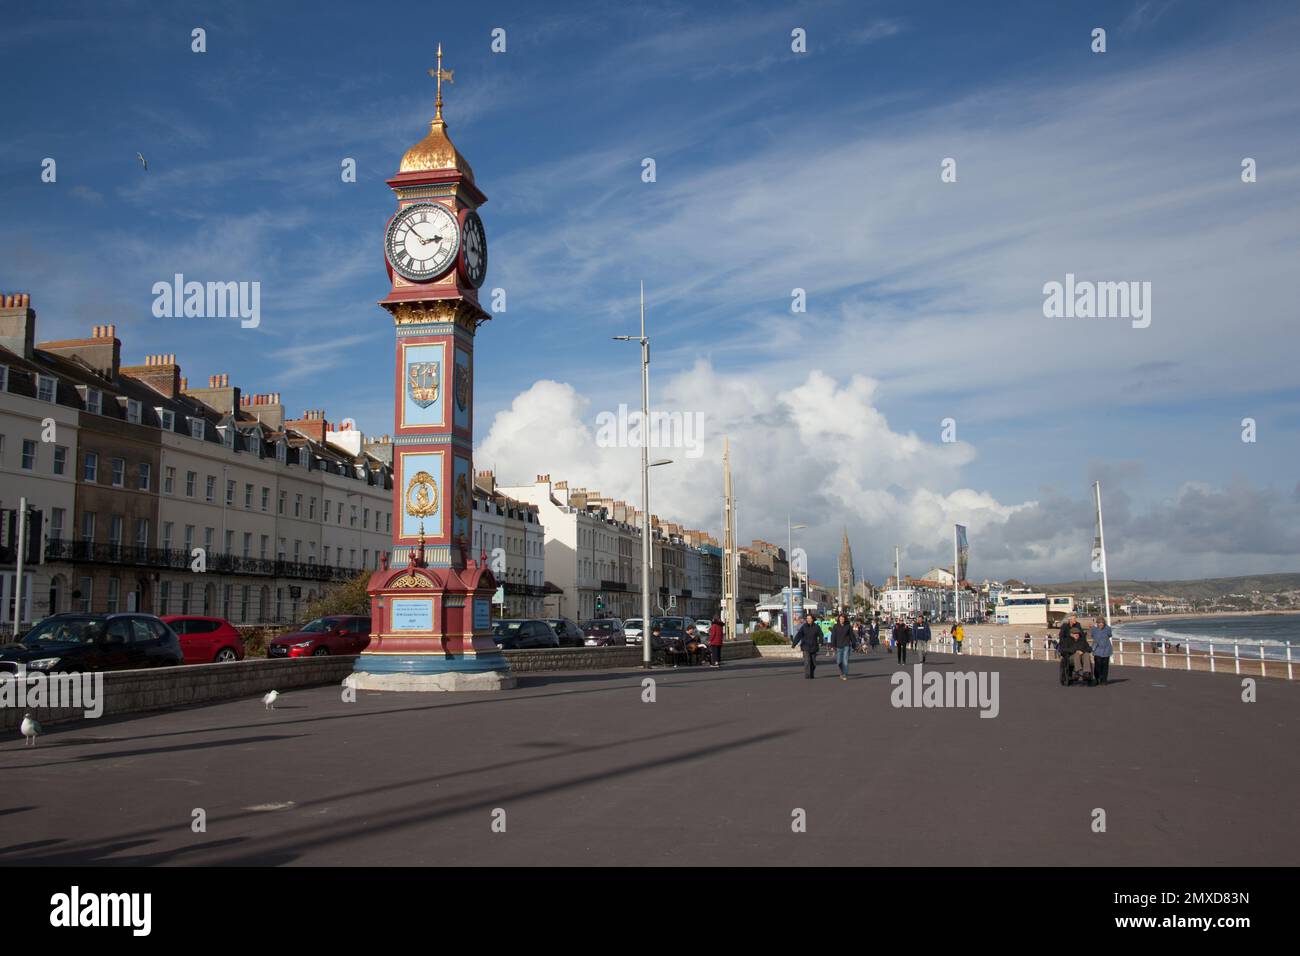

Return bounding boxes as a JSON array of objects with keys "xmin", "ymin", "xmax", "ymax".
[
  {"xmin": 615, "ymin": 282, "xmax": 674, "ymax": 668},
  {"xmin": 786, "ymin": 517, "xmax": 805, "ymax": 635}
]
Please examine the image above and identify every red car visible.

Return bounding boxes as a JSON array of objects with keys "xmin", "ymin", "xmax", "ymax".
[
  {"xmin": 267, "ymin": 616, "xmax": 372, "ymax": 658},
  {"xmin": 161, "ymin": 615, "xmax": 245, "ymax": 664}
]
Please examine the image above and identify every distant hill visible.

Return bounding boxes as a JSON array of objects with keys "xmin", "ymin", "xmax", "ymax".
[{"xmin": 1029, "ymin": 573, "xmax": 1300, "ymax": 601}]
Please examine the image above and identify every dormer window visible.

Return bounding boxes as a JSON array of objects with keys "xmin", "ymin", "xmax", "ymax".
[
  {"xmin": 85, "ymin": 388, "xmax": 102, "ymax": 414},
  {"xmin": 220, "ymin": 426, "xmax": 235, "ymax": 450},
  {"xmin": 189, "ymin": 418, "xmax": 205, "ymax": 441},
  {"xmin": 276, "ymin": 441, "xmax": 287, "ymax": 464},
  {"xmin": 37, "ymin": 374, "xmax": 56, "ymax": 403},
  {"xmin": 156, "ymin": 408, "xmax": 175, "ymax": 432},
  {"xmin": 0, "ymin": 365, "xmax": 7, "ymax": 391},
  {"xmin": 298, "ymin": 447, "xmax": 310, "ymax": 468},
  {"xmin": 126, "ymin": 399, "xmax": 141, "ymax": 424}
]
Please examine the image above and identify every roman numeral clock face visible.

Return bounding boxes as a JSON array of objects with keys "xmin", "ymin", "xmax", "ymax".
[{"xmin": 386, "ymin": 202, "xmax": 460, "ymax": 281}]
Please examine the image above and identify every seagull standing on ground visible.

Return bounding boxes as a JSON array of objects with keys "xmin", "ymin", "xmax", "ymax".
[
  {"xmin": 136, "ymin": 152, "xmax": 148, "ymax": 172},
  {"xmin": 21, "ymin": 713, "xmax": 42, "ymax": 747},
  {"xmin": 263, "ymin": 690, "xmax": 280, "ymax": 710}
]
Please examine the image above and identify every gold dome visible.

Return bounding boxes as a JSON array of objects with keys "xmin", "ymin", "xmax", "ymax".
[{"xmin": 399, "ymin": 117, "xmax": 475, "ymax": 180}]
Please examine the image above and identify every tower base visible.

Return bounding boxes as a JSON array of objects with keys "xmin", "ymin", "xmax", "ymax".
[{"xmin": 345, "ymin": 670, "xmax": 515, "ymax": 692}]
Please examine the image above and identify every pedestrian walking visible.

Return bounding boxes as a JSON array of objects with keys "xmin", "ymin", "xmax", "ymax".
[
  {"xmin": 1089, "ymin": 615, "xmax": 1113, "ymax": 685},
  {"xmin": 913, "ymin": 615, "xmax": 932, "ymax": 663},
  {"xmin": 793, "ymin": 613, "xmax": 822, "ymax": 679},
  {"xmin": 893, "ymin": 618, "xmax": 911, "ymax": 664},
  {"xmin": 869, "ymin": 620, "xmax": 880, "ymax": 654},
  {"xmin": 831, "ymin": 612, "xmax": 855, "ymax": 680},
  {"xmin": 708, "ymin": 616, "xmax": 724, "ymax": 667},
  {"xmin": 952, "ymin": 621, "xmax": 964, "ymax": 654}
]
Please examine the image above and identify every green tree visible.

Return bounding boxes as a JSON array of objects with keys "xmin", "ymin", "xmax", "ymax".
[{"xmin": 303, "ymin": 572, "xmax": 372, "ymax": 621}]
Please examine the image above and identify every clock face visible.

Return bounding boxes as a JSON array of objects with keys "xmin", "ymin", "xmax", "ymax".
[
  {"xmin": 459, "ymin": 209, "xmax": 488, "ymax": 288},
  {"xmin": 385, "ymin": 202, "xmax": 460, "ymax": 281}
]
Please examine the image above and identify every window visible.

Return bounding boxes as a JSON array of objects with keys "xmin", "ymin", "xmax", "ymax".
[
  {"xmin": 299, "ymin": 447, "xmax": 310, "ymax": 467},
  {"xmin": 309, "ymin": 496, "xmax": 316, "ymax": 520},
  {"xmin": 21, "ymin": 439, "xmax": 35, "ymax": 470},
  {"xmin": 86, "ymin": 388, "xmax": 102, "ymax": 414},
  {"xmin": 181, "ymin": 581, "xmax": 191, "ymax": 615},
  {"xmin": 126, "ymin": 399, "xmax": 141, "ymax": 424},
  {"xmin": 386, "ymin": 513, "xmax": 391, "ymax": 533},
  {"xmin": 106, "ymin": 577, "xmax": 120, "ymax": 614},
  {"xmin": 350, "ymin": 548, "xmax": 356, "ymax": 568},
  {"xmin": 308, "ymin": 542, "xmax": 316, "ymax": 565},
  {"xmin": 243, "ymin": 533, "xmax": 252, "ymax": 559},
  {"xmin": 83, "ymin": 452, "xmax": 98, "ymax": 482},
  {"xmin": 276, "ymin": 442, "xmax": 286, "ymax": 464},
  {"xmin": 205, "ymin": 475, "xmax": 215, "ymax": 502},
  {"xmin": 110, "ymin": 458, "xmax": 125, "ymax": 486},
  {"xmin": 294, "ymin": 494, "xmax": 302, "ymax": 517},
  {"xmin": 350, "ymin": 505, "xmax": 358, "ymax": 527},
  {"xmin": 50, "ymin": 507, "xmax": 65, "ymax": 541},
  {"xmin": 37, "ymin": 375, "xmax": 56, "ymax": 403},
  {"xmin": 240, "ymin": 585, "xmax": 249, "ymax": 621},
  {"xmin": 163, "ymin": 522, "xmax": 173, "ymax": 550},
  {"xmin": 293, "ymin": 540, "xmax": 301, "ymax": 563},
  {"xmin": 138, "ymin": 462, "xmax": 151, "ymax": 491},
  {"xmin": 363, "ymin": 549, "xmax": 369, "ymax": 569},
  {"xmin": 164, "ymin": 466, "xmax": 175, "ymax": 494},
  {"xmin": 277, "ymin": 538, "xmax": 286, "ymax": 561},
  {"xmin": 260, "ymin": 535, "xmax": 269, "ymax": 560},
  {"xmin": 323, "ymin": 546, "xmax": 331, "ymax": 565},
  {"xmin": 245, "ymin": 483, "xmax": 253, "ymax": 508},
  {"xmin": 204, "ymin": 527, "xmax": 214, "ymax": 552},
  {"xmin": 77, "ymin": 576, "xmax": 93, "ymax": 613},
  {"xmin": 190, "ymin": 418, "xmax": 205, "ymax": 441},
  {"xmin": 278, "ymin": 491, "xmax": 286, "ymax": 515},
  {"xmin": 261, "ymin": 487, "xmax": 269, "ymax": 511},
  {"xmin": 184, "ymin": 525, "xmax": 194, "ymax": 553},
  {"xmin": 226, "ymin": 479, "xmax": 235, "ymax": 506},
  {"xmin": 221, "ymin": 427, "xmax": 235, "ymax": 450},
  {"xmin": 109, "ymin": 515, "xmax": 123, "ymax": 556},
  {"xmin": 224, "ymin": 530, "xmax": 233, "ymax": 554},
  {"xmin": 364, "ymin": 508, "xmax": 370, "ymax": 530},
  {"xmin": 324, "ymin": 500, "xmax": 331, "ymax": 523},
  {"xmin": 157, "ymin": 408, "xmax": 175, "ymax": 431},
  {"xmin": 53, "ymin": 445, "xmax": 67, "ymax": 475},
  {"xmin": 135, "ymin": 518, "xmax": 149, "ymax": 550},
  {"xmin": 159, "ymin": 580, "xmax": 170, "ymax": 615},
  {"xmin": 0, "ymin": 365, "xmax": 6, "ymax": 391},
  {"xmin": 185, "ymin": 471, "xmax": 196, "ymax": 497}
]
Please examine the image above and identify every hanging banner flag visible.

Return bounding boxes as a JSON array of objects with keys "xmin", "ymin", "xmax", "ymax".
[
  {"xmin": 955, "ymin": 524, "xmax": 969, "ymax": 582},
  {"xmin": 1091, "ymin": 513, "xmax": 1106, "ymax": 574}
]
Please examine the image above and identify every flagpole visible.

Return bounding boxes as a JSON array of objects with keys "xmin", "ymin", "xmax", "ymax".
[
  {"xmin": 1095, "ymin": 480, "xmax": 1112, "ymax": 627},
  {"xmin": 953, "ymin": 525, "xmax": 959, "ymax": 624}
]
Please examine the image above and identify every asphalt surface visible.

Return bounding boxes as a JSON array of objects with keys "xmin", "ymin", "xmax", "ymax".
[{"xmin": 3, "ymin": 650, "xmax": 1297, "ymax": 866}]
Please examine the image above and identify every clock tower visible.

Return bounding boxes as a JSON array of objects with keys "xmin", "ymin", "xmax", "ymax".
[{"xmin": 349, "ymin": 45, "xmax": 513, "ymax": 692}]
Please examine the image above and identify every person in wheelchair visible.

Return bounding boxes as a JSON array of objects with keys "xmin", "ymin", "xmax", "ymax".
[{"xmin": 1057, "ymin": 614, "xmax": 1095, "ymax": 685}]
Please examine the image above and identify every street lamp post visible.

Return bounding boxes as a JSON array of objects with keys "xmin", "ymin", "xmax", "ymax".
[
  {"xmin": 786, "ymin": 517, "xmax": 806, "ymax": 636},
  {"xmin": 615, "ymin": 282, "xmax": 673, "ymax": 668}
]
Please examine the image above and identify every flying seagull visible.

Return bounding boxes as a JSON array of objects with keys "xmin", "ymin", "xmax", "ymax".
[
  {"xmin": 136, "ymin": 152, "xmax": 148, "ymax": 172},
  {"xmin": 21, "ymin": 713, "xmax": 42, "ymax": 747},
  {"xmin": 262, "ymin": 690, "xmax": 279, "ymax": 710}
]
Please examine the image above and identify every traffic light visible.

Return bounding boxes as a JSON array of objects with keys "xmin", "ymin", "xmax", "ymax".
[{"xmin": 595, "ymin": 594, "xmax": 604, "ymax": 613}]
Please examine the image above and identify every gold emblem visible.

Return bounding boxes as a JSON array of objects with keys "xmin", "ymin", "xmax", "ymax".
[
  {"xmin": 407, "ymin": 361, "xmax": 440, "ymax": 408},
  {"xmin": 454, "ymin": 473, "xmax": 471, "ymax": 519},
  {"xmin": 405, "ymin": 470, "xmax": 440, "ymax": 517},
  {"xmin": 455, "ymin": 363, "xmax": 470, "ymax": 411},
  {"xmin": 391, "ymin": 573, "xmax": 429, "ymax": 589}
]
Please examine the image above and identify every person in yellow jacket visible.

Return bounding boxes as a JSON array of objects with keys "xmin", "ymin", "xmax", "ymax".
[{"xmin": 952, "ymin": 621, "xmax": 965, "ymax": 654}]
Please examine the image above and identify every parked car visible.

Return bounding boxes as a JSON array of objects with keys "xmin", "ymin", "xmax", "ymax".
[
  {"xmin": 546, "ymin": 617, "xmax": 586, "ymax": 647},
  {"xmin": 492, "ymin": 619, "xmax": 560, "ymax": 650},
  {"xmin": 0, "ymin": 613, "xmax": 184, "ymax": 672},
  {"xmin": 694, "ymin": 618, "xmax": 713, "ymax": 633},
  {"xmin": 162, "ymin": 615, "xmax": 245, "ymax": 664},
  {"xmin": 267, "ymin": 615, "xmax": 372, "ymax": 658},
  {"xmin": 624, "ymin": 618, "xmax": 646, "ymax": 644},
  {"xmin": 581, "ymin": 619, "xmax": 626, "ymax": 646}
]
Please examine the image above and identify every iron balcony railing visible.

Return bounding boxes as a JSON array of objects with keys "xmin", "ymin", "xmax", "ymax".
[{"xmin": 44, "ymin": 539, "xmax": 359, "ymax": 583}]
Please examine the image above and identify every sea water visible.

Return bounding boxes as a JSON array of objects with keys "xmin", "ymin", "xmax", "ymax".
[{"xmin": 1113, "ymin": 613, "xmax": 1300, "ymax": 659}]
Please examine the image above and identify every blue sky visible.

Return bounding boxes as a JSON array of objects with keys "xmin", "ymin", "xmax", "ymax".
[{"xmin": 3, "ymin": 0, "xmax": 1299, "ymax": 584}]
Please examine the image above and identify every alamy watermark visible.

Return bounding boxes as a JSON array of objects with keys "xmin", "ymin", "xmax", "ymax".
[
  {"xmin": 595, "ymin": 403, "xmax": 704, "ymax": 459},
  {"xmin": 1, "ymin": 665, "xmax": 104, "ymax": 718},
  {"xmin": 151, "ymin": 274, "xmax": 260, "ymax": 328},
  {"xmin": 890, "ymin": 664, "xmax": 999, "ymax": 718},
  {"xmin": 1042, "ymin": 273, "xmax": 1151, "ymax": 329}
]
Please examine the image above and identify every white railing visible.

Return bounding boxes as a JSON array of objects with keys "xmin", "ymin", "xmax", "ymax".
[{"xmin": 918, "ymin": 634, "xmax": 1295, "ymax": 681}]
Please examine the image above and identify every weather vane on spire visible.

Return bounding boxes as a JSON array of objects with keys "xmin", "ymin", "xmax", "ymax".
[{"xmin": 429, "ymin": 43, "xmax": 454, "ymax": 121}]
